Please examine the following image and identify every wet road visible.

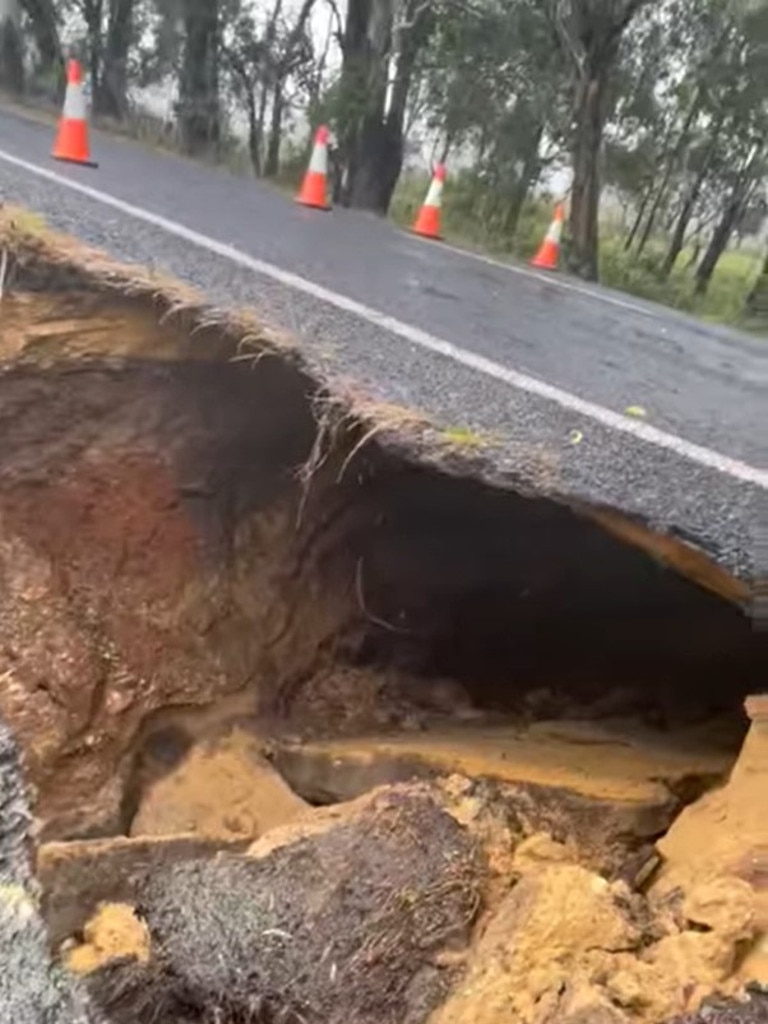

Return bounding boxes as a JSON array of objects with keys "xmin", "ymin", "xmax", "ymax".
[{"xmin": 0, "ymin": 106, "xmax": 765, "ymax": 581}]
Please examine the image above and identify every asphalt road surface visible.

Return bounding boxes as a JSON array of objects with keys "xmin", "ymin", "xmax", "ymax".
[{"xmin": 0, "ymin": 106, "xmax": 765, "ymax": 582}]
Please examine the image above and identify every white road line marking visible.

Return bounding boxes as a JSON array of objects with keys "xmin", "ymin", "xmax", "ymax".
[{"xmin": 0, "ymin": 146, "xmax": 765, "ymax": 490}]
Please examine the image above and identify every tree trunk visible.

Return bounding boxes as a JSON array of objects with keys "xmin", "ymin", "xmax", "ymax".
[
  {"xmin": 262, "ymin": 0, "xmax": 314, "ymax": 178},
  {"xmin": 264, "ymin": 83, "xmax": 283, "ymax": 176},
  {"xmin": 502, "ymin": 124, "xmax": 544, "ymax": 238},
  {"xmin": 635, "ymin": 179, "xmax": 666, "ymax": 256},
  {"xmin": 246, "ymin": 85, "xmax": 260, "ymax": 175},
  {"xmin": 635, "ymin": 89, "xmax": 702, "ymax": 257},
  {"xmin": 18, "ymin": 0, "xmax": 62, "ymax": 84},
  {"xmin": 660, "ymin": 136, "xmax": 718, "ymax": 279},
  {"xmin": 660, "ymin": 191, "xmax": 697, "ymax": 278},
  {"xmin": 178, "ymin": 0, "xmax": 220, "ymax": 156},
  {"xmin": 624, "ymin": 182, "xmax": 652, "ymax": 251},
  {"xmin": 0, "ymin": 0, "xmax": 24, "ymax": 93},
  {"xmin": 694, "ymin": 184, "xmax": 749, "ymax": 295},
  {"xmin": 339, "ymin": 0, "xmax": 430, "ymax": 214},
  {"xmin": 684, "ymin": 233, "xmax": 702, "ymax": 271},
  {"xmin": 94, "ymin": 0, "xmax": 134, "ymax": 118},
  {"xmin": 744, "ymin": 249, "xmax": 768, "ymax": 313},
  {"xmin": 568, "ymin": 76, "xmax": 604, "ymax": 281},
  {"xmin": 338, "ymin": 0, "xmax": 392, "ymax": 211},
  {"xmin": 250, "ymin": 79, "xmax": 269, "ymax": 174}
]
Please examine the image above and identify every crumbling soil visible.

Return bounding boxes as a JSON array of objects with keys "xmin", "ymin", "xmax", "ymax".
[
  {"xmin": 64, "ymin": 903, "xmax": 151, "ymax": 975},
  {"xmin": 1, "ymin": 212, "xmax": 766, "ymax": 1024},
  {"xmin": 127, "ymin": 726, "xmax": 307, "ymax": 840},
  {"xmin": 653, "ymin": 697, "xmax": 768, "ymax": 983}
]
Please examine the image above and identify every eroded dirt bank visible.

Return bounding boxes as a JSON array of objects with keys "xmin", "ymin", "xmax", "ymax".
[{"xmin": 0, "ymin": 216, "xmax": 766, "ymax": 1024}]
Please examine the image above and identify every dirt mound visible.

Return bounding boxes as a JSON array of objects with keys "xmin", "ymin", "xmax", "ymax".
[
  {"xmin": 127, "ymin": 727, "xmax": 308, "ymax": 839},
  {"xmin": 84, "ymin": 784, "xmax": 482, "ymax": 1024},
  {"xmin": 430, "ymin": 856, "xmax": 760, "ymax": 1024},
  {"xmin": 653, "ymin": 696, "xmax": 768, "ymax": 983}
]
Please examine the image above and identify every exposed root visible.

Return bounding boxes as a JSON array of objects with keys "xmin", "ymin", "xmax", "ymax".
[
  {"xmin": 354, "ymin": 557, "xmax": 414, "ymax": 635},
  {"xmin": 0, "ymin": 247, "xmax": 8, "ymax": 301}
]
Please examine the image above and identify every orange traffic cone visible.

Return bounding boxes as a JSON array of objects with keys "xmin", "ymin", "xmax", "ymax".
[
  {"xmin": 412, "ymin": 164, "xmax": 446, "ymax": 240},
  {"xmin": 530, "ymin": 203, "xmax": 565, "ymax": 270},
  {"xmin": 296, "ymin": 126, "xmax": 331, "ymax": 210},
  {"xmin": 52, "ymin": 59, "xmax": 97, "ymax": 168}
]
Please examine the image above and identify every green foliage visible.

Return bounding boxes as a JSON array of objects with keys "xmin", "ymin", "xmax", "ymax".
[{"xmin": 391, "ymin": 169, "xmax": 765, "ymax": 332}]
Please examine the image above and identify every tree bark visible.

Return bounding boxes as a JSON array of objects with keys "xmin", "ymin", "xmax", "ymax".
[
  {"xmin": 624, "ymin": 181, "xmax": 652, "ymax": 251},
  {"xmin": 178, "ymin": 0, "xmax": 221, "ymax": 156},
  {"xmin": 79, "ymin": 0, "xmax": 103, "ymax": 93},
  {"xmin": 502, "ymin": 123, "xmax": 544, "ymax": 238},
  {"xmin": 338, "ymin": 0, "xmax": 431, "ymax": 213},
  {"xmin": 19, "ymin": 0, "xmax": 62, "ymax": 83},
  {"xmin": 245, "ymin": 81, "xmax": 261, "ymax": 175},
  {"xmin": 548, "ymin": 0, "xmax": 651, "ymax": 280},
  {"xmin": 264, "ymin": 83, "xmax": 283, "ymax": 176},
  {"xmin": 94, "ymin": 0, "xmax": 134, "ymax": 118},
  {"xmin": 337, "ymin": 0, "xmax": 390, "ymax": 210},
  {"xmin": 263, "ymin": 0, "xmax": 314, "ymax": 177},
  {"xmin": 744, "ymin": 249, "xmax": 768, "ymax": 314},
  {"xmin": 660, "ymin": 135, "xmax": 718, "ymax": 279},
  {"xmin": 568, "ymin": 75, "xmax": 604, "ymax": 280},
  {"xmin": 634, "ymin": 89, "xmax": 703, "ymax": 257},
  {"xmin": 694, "ymin": 181, "xmax": 750, "ymax": 295},
  {"xmin": 0, "ymin": 0, "xmax": 24, "ymax": 93}
]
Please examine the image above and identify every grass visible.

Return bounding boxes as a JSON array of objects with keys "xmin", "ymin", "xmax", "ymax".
[
  {"xmin": 599, "ymin": 238, "xmax": 763, "ymax": 328},
  {"xmin": 440, "ymin": 425, "xmax": 494, "ymax": 449},
  {"xmin": 391, "ymin": 170, "xmax": 767, "ymax": 335}
]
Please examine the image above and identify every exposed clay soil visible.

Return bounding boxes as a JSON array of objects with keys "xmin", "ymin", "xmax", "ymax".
[{"xmin": 1, "ymin": 215, "xmax": 766, "ymax": 1024}]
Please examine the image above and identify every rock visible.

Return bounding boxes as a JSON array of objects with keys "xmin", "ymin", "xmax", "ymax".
[
  {"xmin": 541, "ymin": 983, "xmax": 631, "ymax": 1024},
  {"xmin": 85, "ymin": 783, "xmax": 484, "ymax": 1024},
  {"xmin": 436, "ymin": 774, "xmax": 518, "ymax": 884},
  {"xmin": 65, "ymin": 902, "xmax": 150, "ymax": 974},
  {"xmin": 669, "ymin": 991, "xmax": 768, "ymax": 1024},
  {"xmin": 429, "ymin": 864, "xmax": 641, "ymax": 1024},
  {"xmin": 513, "ymin": 832, "xmax": 574, "ymax": 874},
  {"xmin": 654, "ymin": 697, "xmax": 768, "ymax": 984},
  {"xmin": 683, "ymin": 878, "xmax": 756, "ymax": 941},
  {"xmin": 268, "ymin": 721, "xmax": 729, "ymax": 874},
  {"xmin": 38, "ymin": 833, "xmax": 247, "ymax": 946}
]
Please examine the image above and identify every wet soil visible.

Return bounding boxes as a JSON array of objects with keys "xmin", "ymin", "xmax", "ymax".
[
  {"xmin": 2, "ymin": 284, "xmax": 764, "ymax": 839},
  {"xmin": 1, "ymin": 221, "xmax": 766, "ymax": 1024}
]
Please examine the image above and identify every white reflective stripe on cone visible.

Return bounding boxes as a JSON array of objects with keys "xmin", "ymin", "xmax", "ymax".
[
  {"xmin": 547, "ymin": 218, "xmax": 563, "ymax": 243},
  {"xmin": 62, "ymin": 84, "xmax": 87, "ymax": 121},
  {"xmin": 424, "ymin": 177, "xmax": 444, "ymax": 208},
  {"xmin": 308, "ymin": 142, "xmax": 328, "ymax": 175}
]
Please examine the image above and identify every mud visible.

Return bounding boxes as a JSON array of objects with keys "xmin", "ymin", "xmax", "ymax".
[
  {"xmin": 1, "ymin": 272, "xmax": 764, "ymax": 838},
  {"xmin": 1, "ymin": 214, "xmax": 766, "ymax": 1024}
]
